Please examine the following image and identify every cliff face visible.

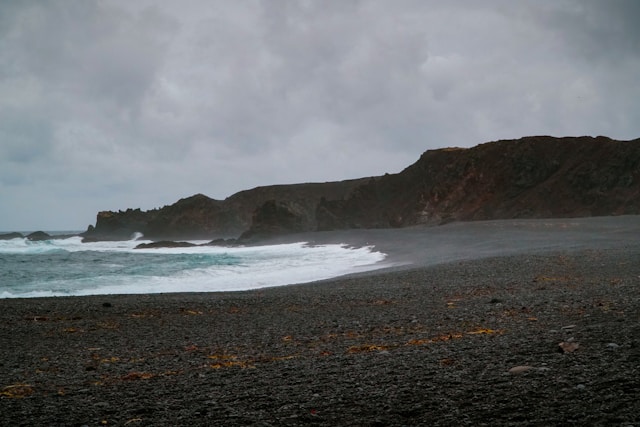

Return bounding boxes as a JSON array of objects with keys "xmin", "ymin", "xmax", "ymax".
[
  {"xmin": 84, "ymin": 180, "xmax": 368, "ymax": 240},
  {"xmin": 85, "ymin": 136, "xmax": 640, "ymax": 240},
  {"xmin": 316, "ymin": 135, "xmax": 640, "ymax": 229}
]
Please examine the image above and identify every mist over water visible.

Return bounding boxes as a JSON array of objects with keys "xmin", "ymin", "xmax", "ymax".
[{"xmin": 0, "ymin": 236, "xmax": 387, "ymax": 298}]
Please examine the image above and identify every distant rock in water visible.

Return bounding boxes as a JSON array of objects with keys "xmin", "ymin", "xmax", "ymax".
[
  {"xmin": 26, "ymin": 231, "xmax": 51, "ymax": 241},
  {"xmin": 84, "ymin": 135, "xmax": 640, "ymax": 241},
  {"xmin": 206, "ymin": 238, "xmax": 237, "ymax": 247},
  {"xmin": 135, "ymin": 241, "xmax": 198, "ymax": 249},
  {"xmin": 0, "ymin": 232, "xmax": 23, "ymax": 240}
]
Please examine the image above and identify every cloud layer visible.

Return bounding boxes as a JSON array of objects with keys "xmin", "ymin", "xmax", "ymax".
[{"xmin": 1, "ymin": 0, "xmax": 639, "ymax": 230}]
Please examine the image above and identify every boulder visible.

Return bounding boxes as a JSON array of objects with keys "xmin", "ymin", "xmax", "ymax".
[
  {"xmin": 26, "ymin": 231, "xmax": 51, "ymax": 241},
  {"xmin": 0, "ymin": 232, "xmax": 23, "ymax": 240},
  {"xmin": 134, "ymin": 241, "xmax": 198, "ymax": 249}
]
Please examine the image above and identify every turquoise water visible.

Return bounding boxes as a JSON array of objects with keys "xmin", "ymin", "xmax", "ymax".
[{"xmin": 0, "ymin": 236, "xmax": 387, "ymax": 298}]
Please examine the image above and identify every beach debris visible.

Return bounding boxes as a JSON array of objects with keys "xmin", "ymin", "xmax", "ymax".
[
  {"xmin": 406, "ymin": 332, "xmax": 465, "ymax": 346},
  {"xmin": 1, "ymin": 383, "xmax": 34, "ymax": 398},
  {"xmin": 561, "ymin": 324, "xmax": 576, "ymax": 330},
  {"xmin": 347, "ymin": 344, "xmax": 390, "ymax": 354},
  {"xmin": 121, "ymin": 372, "xmax": 155, "ymax": 381},
  {"xmin": 508, "ymin": 365, "xmax": 534, "ymax": 374},
  {"xmin": 26, "ymin": 315, "xmax": 49, "ymax": 321},
  {"xmin": 207, "ymin": 354, "xmax": 254, "ymax": 369},
  {"xmin": 467, "ymin": 328, "xmax": 503, "ymax": 335},
  {"xmin": 439, "ymin": 358, "xmax": 456, "ymax": 366},
  {"xmin": 558, "ymin": 341, "xmax": 579, "ymax": 353}
]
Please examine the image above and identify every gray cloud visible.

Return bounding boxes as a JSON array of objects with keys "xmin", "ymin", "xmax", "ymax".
[{"xmin": 1, "ymin": 0, "xmax": 639, "ymax": 230}]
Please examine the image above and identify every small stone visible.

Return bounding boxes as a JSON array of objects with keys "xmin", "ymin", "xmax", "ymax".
[
  {"xmin": 558, "ymin": 342, "xmax": 579, "ymax": 353},
  {"xmin": 508, "ymin": 365, "xmax": 534, "ymax": 374},
  {"xmin": 561, "ymin": 324, "xmax": 576, "ymax": 330},
  {"xmin": 576, "ymin": 384, "xmax": 586, "ymax": 391},
  {"xmin": 606, "ymin": 343, "xmax": 620, "ymax": 349}
]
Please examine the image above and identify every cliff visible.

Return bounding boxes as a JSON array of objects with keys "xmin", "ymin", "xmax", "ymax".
[
  {"xmin": 316, "ymin": 135, "xmax": 640, "ymax": 229},
  {"xmin": 84, "ymin": 179, "xmax": 368, "ymax": 240},
  {"xmin": 84, "ymin": 136, "xmax": 640, "ymax": 240}
]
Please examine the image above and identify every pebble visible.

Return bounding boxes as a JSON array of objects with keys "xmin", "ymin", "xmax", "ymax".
[
  {"xmin": 606, "ymin": 343, "xmax": 620, "ymax": 349},
  {"xmin": 508, "ymin": 365, "xmax": 534, "ymax": 374}
]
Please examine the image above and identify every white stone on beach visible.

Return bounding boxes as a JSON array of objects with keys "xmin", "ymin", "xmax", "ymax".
[{"xmin": 508, "ymin": 365, "xmax": 534, "ymax": 374}]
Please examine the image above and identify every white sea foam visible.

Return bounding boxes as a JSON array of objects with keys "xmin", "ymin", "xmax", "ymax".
[{"xmin": 0, "ymin": 236, "xmax": 388, "ymax": 298}]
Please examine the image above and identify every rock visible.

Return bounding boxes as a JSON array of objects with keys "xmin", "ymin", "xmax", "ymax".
[
  {"xmin": 558, "ymin": 342, "xmax": 580, "ymax": 353},
  {"xmin": 83, "ymin": 136, "xmax": 640, "ymax": 240},
  {"xmin": 238, "ymin": 200, "xmax": 311, "ymax": 242},
  {"xmin": 135, "ymin": 241, "xmax": 197, "ymax": 249},
  {"xmin": 0, "ymin": 232, "xmax": 23, "ymax": 240},
  {"xmin": 26, "ymin": 231, "xmax": 51, "ymax": 241},
  {"xmin": 508, "ymin": 365, "xmax": 534, "ymax": 374},
  {"xmin": 207, "ymin": 238, "xmax": 237, "ymax": 246}
]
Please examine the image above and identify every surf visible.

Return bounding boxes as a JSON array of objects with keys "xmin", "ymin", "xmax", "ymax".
[{"xmin": 0, "ymin": 236, "xmax": 387, "ymax": 298}]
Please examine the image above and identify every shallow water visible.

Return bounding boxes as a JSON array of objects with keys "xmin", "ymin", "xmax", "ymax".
[{"xmin": 0, "ymin": 236, "xmax": 387, "ymax": 298}]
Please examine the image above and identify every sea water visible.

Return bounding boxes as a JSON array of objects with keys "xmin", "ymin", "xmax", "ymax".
[{"xmin": 0, "ymin": 234, "xmax": 387, "ymax": 298}]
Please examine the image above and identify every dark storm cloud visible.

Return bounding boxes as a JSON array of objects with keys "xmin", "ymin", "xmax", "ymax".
[{"xmin": 1, "ymin": 0, "xmax": 639, "ymax": 230}]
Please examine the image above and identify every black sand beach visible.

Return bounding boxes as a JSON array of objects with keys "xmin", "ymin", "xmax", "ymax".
[{"xmin": 1, "ymin": 218, "xmax": 639, "ymax": 426}]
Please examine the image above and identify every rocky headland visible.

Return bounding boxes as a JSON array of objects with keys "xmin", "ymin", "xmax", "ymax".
[{"xmin": 81, "ymin": 135, "xmax": 640, "ymax": 242}]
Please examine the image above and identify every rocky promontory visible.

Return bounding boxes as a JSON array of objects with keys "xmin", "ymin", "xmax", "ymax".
[{"xmin": 83, "ymin": 135, "xmax": 640, "ymax": 241}]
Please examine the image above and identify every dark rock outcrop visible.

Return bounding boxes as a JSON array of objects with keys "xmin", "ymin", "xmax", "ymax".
[
  {"xmin": 84, "ymin": 180, "xmax": 367, "ymax": 241},
  {"xmin": 26, "ymin": 231, "xmax": 51, "ymax": 241},
  {"xmin": 0, "ymin": 232, "xmax": 23, "ymax": 240},
  {"xmin": 238, "ymin": 200, "xmax": 310, "ymax": 242},
  {"xmin": 135, "ymin": 241, "xmax": 198, "ymax": 249},
  {"xmin": 84, "ymin": 136, "xmax": 640, "ymax": 241}
]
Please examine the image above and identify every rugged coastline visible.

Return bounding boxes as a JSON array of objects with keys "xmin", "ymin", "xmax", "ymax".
[{"xmin": 79, "ymin": 136, "xmax": 640, "ymax": 243}]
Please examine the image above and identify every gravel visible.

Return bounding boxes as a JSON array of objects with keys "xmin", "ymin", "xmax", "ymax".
[{"xmin": 1, "ymin": 229, "xmax": 639, "ymax": 425}]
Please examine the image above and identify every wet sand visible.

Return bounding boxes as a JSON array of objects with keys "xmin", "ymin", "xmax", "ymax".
[{"xmin": 1, "ymin": 217, "xmax": 639, "ymax": 426}]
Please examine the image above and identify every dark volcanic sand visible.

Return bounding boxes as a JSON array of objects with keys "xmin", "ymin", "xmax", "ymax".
[{"xmin": 1, "ymin": 218, "xmax": 639, "ymax": 426}]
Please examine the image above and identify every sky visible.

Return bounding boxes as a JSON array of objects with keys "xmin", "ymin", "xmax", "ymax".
[{"xmin": 1, "ymin": 0, "xmax": 639, "ymax": 231}]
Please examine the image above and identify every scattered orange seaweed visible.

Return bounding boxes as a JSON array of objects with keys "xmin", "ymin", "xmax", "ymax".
[
  {"xmin": 347, "ymin": 344, "xmax": 390, "ymax": 354},
  {"xmin": 207, "ymin": 354, "xmax": 254, "ymax": 369},
  {"xmin": 121, "ymin": 372, "xmax": 155, "ymax": 381},
  {"xmin": 1, "ymin": 384, "xmax": 33, "ymax": 398}
]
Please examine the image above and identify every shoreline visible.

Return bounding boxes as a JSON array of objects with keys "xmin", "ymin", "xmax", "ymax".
[
  {"xmin": 4, "ymin": 215, "xmax": 640, "ymax": 300},
  {"xmin": 1, "ymin": 219, "xmax": 639, "ymax": 425}
]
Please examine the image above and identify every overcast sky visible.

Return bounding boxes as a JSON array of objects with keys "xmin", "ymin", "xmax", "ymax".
[{"xmin": 1, "ymin": 0, "xmax": 639, "ymax": 231}]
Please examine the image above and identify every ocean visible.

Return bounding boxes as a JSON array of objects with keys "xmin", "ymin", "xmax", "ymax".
[{"xmin": 0, "ymin": 233, "xmax": 387, "ymax": 298}]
